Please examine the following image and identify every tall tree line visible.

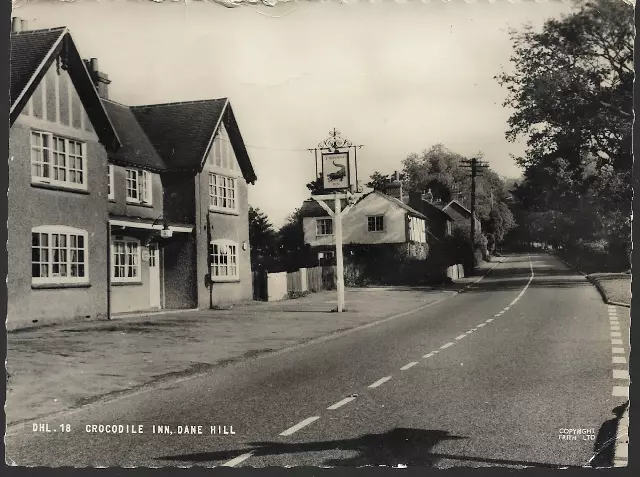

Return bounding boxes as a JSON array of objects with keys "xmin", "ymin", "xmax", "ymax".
[{"xmin": 496, "ymin": 0, "xmax": 633, "ymax": 266}]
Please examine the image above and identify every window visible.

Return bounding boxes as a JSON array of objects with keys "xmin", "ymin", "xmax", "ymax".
[
  {"xmin": 316, "ymin": 218, "xmax": 333, "ymax": 236},
  {"xmin": 108, "ymin": 165, "xmax": 114, "ymax": 200},
  {"xmin": 31, "ymin": 131, "xmax": 86, "ymax": 189},
  {"xmin": 209, "ymin": 173, "xmax": 237, "ymax": 211},
  {"xmin": 126, "ymin": 169, "xmax": 152, "ymax": 205},
  {"xmin": 31, "ymin": 226, "xmax": 88, "ymax": 285},
  {"xmin": 367, "ymin": 215, "xmax": 384, "ymax": 232},
  {"xmin": 209, "ymin": 240, "xmax": 238, "ymax": 280},
  {"xmin": 112, "ymin": 237, "xmax": 141, "ymax": 282}
]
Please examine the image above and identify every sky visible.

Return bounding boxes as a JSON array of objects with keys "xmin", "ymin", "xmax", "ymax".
[{"xmin": 14, "ymin": 0, "xmax": 577, "ymax": 227}]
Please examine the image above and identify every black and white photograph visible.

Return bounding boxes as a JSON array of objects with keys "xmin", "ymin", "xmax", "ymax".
[{"xmin": 5, "ymin": 0, "xmax": 634, "ymax": 469}]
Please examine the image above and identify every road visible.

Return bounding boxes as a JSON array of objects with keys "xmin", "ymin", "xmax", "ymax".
[{"xmin": 6, "ymin": 253, "xmax": 629, "ymax": 468}]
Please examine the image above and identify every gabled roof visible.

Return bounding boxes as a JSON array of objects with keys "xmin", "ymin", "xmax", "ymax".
[
  {"xmin": 10, "ymin": 27, "xmax": 120, "ymax": 151},
  {"xmin": 131, "ymin": 99, "xmax": 257, "ymax": 183},
  {"xmin": 443, "ymin": 199, "xmax": 472, "ymax": 217},
  {"xmin": 298, "ymin": 191, "xmax": 426, "ymax": 219},
  {"xmin": 102, "ymin": 99, "xmax": 166, "ymax": 172},
  {"xmin": 373, "ymin": 191, "xmax": 426, "ymax": 219},
  {"xmin": 403, "ymin": 196, "xmax": 455, "ymax": 222},
  {"xmin": 298, "ymin": 198, "xmax": 350, "ymax": 218}
]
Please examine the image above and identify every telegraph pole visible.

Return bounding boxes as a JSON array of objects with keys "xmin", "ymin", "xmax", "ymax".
[{"xmin": 461, "ymin": 157, "xmax": 488, "ymax": 247}]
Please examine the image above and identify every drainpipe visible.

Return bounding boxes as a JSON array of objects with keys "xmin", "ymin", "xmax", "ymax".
[{"xmin": 106, "ymin": 221, "xmax": 111, "ymax": 320}]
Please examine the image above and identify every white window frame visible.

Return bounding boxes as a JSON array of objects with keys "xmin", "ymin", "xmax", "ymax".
[
  {"xmin": 125, "ymin": 169, "xmax": 152, "ymax": 205},
  {"xmin": 316, "ymin": 218, "xmax": 333, "ymax": 236},
  {"xmin": 30, "ymin": 130, "xmax": 87, "ymax": 190},
  {"xmin": 31, "ymin": 225, "xmax": 89, "ymax": 285},
  {"xmin": 108, "ymin": 164, "xmax": 114, "ymax": 200},
  {"xmin": 367, "ymin": 215, "xmax": 384, "ymax": 232},
  {"xmin": 209, "ymin": 239, "xmax": 239, "ymax": 281},
  {"xmin": 111, "ymin": 236, "xmax": 141, "ymax": 283},
  {"xmin": 208, "ymin": 172, "xmax": 237, "ymax": 212}
]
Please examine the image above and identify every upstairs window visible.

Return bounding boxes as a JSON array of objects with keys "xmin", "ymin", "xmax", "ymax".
[
  {"xmin": 209, "ymin": 173, "xmax": 237, "ymax": 211},
  {"xmin": 31, "ymin": 131, "xmax": 86, "ymax": 189},
  {"xmin": 209, "ymin": 239, "xmax": 238, "ymax": 280},
  {"xmin": 31, "ymin": 226, "xmax": 89, "ymax": 285},
  {"xmin": 367, "ymin": 215, "xmax": 384, "ymax": 232},
  {"xmin": 126, "ymin": 169, "xmax": 152, "ymax": 205},
  {"xmin": 316, "ymin": 218, "xmax": 333, "ymax": 236}
]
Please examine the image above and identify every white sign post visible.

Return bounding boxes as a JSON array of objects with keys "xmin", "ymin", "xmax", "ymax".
[
  {"xmin": 309, "ymin": 128, "xmax": 363, "ymax": 313},
  {"xmin": 312, "ymin": 191, "xmax": 357, "ymax": 313}
]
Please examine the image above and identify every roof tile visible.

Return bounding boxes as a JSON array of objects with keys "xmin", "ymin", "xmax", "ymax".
[
  {"xmin": 10, "ymin": 28, "xmax": 66, "ymax": 106},
  {"xmin": 102, "ymin": 100, "xmax": 166, "ymax": 171}
]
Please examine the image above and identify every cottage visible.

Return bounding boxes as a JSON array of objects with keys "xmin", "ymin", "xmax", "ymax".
[{"xmin": 300, "ymin": 190, "xmax": 429, "ymax": 260}]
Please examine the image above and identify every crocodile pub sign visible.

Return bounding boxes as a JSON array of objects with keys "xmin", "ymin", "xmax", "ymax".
[{"xmin": 322, "ymin": 152, "xmax": 350, "ymax": 190}]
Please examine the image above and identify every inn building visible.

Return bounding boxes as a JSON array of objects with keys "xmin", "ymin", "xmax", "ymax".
[{"xmin": 8, "ymin": 19, "xmax": 257, "ymax": 329}]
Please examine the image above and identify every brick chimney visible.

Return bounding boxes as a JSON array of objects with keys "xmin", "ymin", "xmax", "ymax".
[
  {"xmin": 11, "ymin": 17, "xmax": 28, "ymax": 33},
  {"xmin": 84, "ymin": 57, "xmax": 111, "ymax": 99}
]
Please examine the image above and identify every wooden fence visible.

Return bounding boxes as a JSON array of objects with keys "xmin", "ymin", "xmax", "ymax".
[{"xmin": 253, "ymin": 266, "xmax": 336, "ymax": 301}]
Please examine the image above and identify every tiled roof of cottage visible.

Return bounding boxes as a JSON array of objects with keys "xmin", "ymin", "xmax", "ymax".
[
  {"xmin": 380, "ymin": 192, "xmax": 426, "ymax": 219},
  {"xmin": 102, "ymin": 99, "xmax": 166, "ymax": 171},
  {"xmin": 10, "ymin": 27, "xmax": 66, "ymax": 107},
  {"xmin": 298, "ymin": 191, "xmax": 426, "ymax": 219},
  {"xmin": 131, "ymin": 99, "xmax": 257, "ymax": 182},
  {"xmin": 298, "ymin": 198, "xmax": 350, "ymax": 217}
]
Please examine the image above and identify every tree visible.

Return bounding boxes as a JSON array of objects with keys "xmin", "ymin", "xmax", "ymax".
[
  {"xmin": 276, "ymin": 208, "xmax": 315, "ymax": 272},
  {"xmin": 248, "ymin": 207, "xmax": 278, "ymax": 271},
  {"xmin": 370, "ymin": 144, "xmax": 516, "ymax": 251},
  {"xmin": 497, "ymin": 0, "xmax": 633, "ymax": 260},
  {"xmin": 365, "ymin": 171, "xmax": 392, "ymax": 191}
]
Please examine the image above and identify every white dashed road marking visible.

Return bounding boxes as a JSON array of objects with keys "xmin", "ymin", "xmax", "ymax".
[
  {"xmin": 455, "ymin": 334, "xmax": 467, "ymax": 340},
  {"xmin": 613, "ymin": 386, "xmax": 629, "ymax": 397},
  {"xmin": 612, "ymin": 338, "xmax": 623, "ymax": 345},
  {"xmin": 440, "ymin": 342, "xmax": 454, "ymax": 350},
  {"xmin": 613, "ymin": 369, "xmax": 630, "ymax": 380},
  {"xmin": 612, "ymin": 356, "xmax": 627, "ymax": 364},
  {"xmin": 611, "ymin": 331, "xmax": 622, "ymax": 337},
  {"xmin": 280, "ymin": 416, "xmax": 320, "ymax": 436},
  {"xmin": 423, "ymin": 352, "xmax": 435, "ymax": 358},
  {"xmin": 486, "ymin": 318, "xmax": 493, "ymax": 323},
  {"xmin": 400, "ymin": 362, "xmax": 418, "ymax": 371},
  {"xmin": 368, "ymin": 376, "xmax": 391, "ymax": 389},
  {"xmin": 612, "ymin": 347, "xmax": 625, "ymax": 354},
  {"xmin": 221, "ymin": 452, "xmax": 255, "ymax": 467},
  {"xmin": 477, "ymin": 323, "xmax": 485, "ymax": 328},
  {"xmin": 327, "ymin": 396, "xmax": 356, "ymax": 410}
]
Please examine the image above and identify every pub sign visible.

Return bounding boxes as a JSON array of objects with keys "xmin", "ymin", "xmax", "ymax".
[{"xmin": 322, "ymin": 152, "xmax": 350, "ymax": 190}]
